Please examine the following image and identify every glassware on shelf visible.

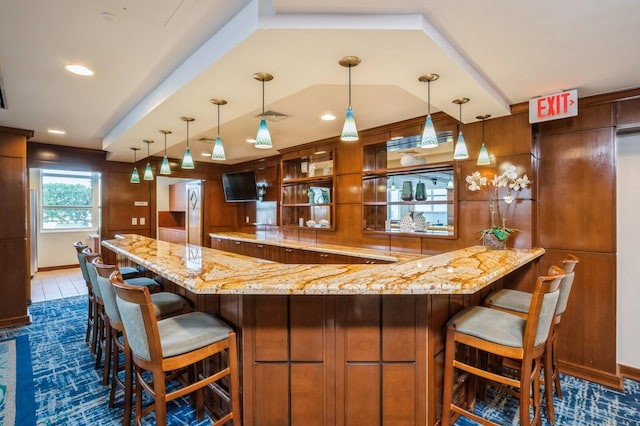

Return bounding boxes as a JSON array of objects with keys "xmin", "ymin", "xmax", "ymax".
[
  {"xmin": 415, "ymin": 181, "xmax": 426, "ymax": 201},
  {"xmin": 401, "ymin": 181, "xmax": 413, "ymax": 201}
]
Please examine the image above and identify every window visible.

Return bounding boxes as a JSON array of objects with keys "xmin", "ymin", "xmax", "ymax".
[{"xmin": 41, "ymin": 170, "xmax": 98, "ymax": 230}]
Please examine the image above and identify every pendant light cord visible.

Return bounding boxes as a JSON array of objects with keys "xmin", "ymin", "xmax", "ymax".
[
  {"xmin": 262, "ymin": 79, "xmax": 265, "ymax": 116},
  {"xmin": 427, "ymin": 80, "xmax": 431, "ymax": 115},
  {"xmin": 163, "ymin": 133, "xmax": 167, "ymax": 154},
  {"xmin": 348, "ymin": 65, "xmax": 352, "ymax": 108},
  {"xmin": 217, "ymin": 103, "xmax": 221, "ymax": 137},
  {"xmin": 186, "ymin": 121, "xmax": 189, "ymax": 147}
]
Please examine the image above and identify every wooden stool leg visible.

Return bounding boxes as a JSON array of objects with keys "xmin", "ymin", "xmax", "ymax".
[
  {"xmin": 440, "ymin": 328, "xmax": 456, "ymax": 426},
  {"xmin": 544, "ymin": 338, "xmax": 556, "ymax": 424},
  {"xmin": 103, "ymin": 321, "xmax": 112, "ymax": 386},
  {"xmin": 228, "ymin": 332, "xmax": 242, "ymax": 425}
]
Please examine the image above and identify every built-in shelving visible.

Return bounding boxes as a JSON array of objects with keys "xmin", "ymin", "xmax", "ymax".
[{"xmin": 280, "ymin": 148, "xmax": 335, "ymax": 230}]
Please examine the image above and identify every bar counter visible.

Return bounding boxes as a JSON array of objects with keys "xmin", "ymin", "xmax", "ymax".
[
  {"xmin": 102, "ymin": 233, "xmax": 544, "ymax": 426},
  {"xmin": 102, "ymin": 233, "xmax": 544, "ymax": 296}
]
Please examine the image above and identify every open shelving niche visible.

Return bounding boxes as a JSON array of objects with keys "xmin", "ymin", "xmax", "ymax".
[
  {"xmin": 362, "ymin": 131, "xmax": 457, "ymax": 238},
  {"xmin": 280, "ymin": 147, "xmax": 335, "ymax": 231}
]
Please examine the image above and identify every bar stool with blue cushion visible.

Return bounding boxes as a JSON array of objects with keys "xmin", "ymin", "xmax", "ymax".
[
  {"xmin": 483, "ymin": 254, "xmax": 579, "ymax": 423},
  {"xmin": 93, "ymin": 259, "xmax": 190, "ymax": 425},
  {"xmin": 73, "ymin": 241, "xmax": 95, "ymax": 348},
  {"xmin": 111, "ymin": 270, "xmax": 241, "ymax": 426},
  {"xmin": 441, "ymin": 265, "xmax": 565, "ymax": 426}
]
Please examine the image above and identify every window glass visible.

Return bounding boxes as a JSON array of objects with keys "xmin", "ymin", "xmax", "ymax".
[{"xmin": 41, "ymin": 170, "xmax": 95, "ymax": 230}]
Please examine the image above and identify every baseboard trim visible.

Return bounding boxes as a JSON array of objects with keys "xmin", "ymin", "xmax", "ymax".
[
  {"xmin": 558, "ymin": 360, "xmax": 624, "ymax": 390},
  {"xmin": 0, "ymin": 314, "xmax": 32, "ymax": 328},
  {"xmin": 618, "ymin": 364, "xmax": 640, "ymax": 383},
  {"xmin": 37, "ymin": 264, "xmax": 78, "ymax": 272}
]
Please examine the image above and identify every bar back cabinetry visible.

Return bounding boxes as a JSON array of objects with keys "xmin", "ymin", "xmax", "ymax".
[{"xmin": 281, "ymin": 148, "xmax": 335, "ymax": 231}]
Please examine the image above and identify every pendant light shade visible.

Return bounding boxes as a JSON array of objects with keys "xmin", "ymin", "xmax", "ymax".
[
  {"xmin": 452, "ymin": 98, "xmax": 470, "ymax": 160},
  {"xmin": 142, "ymin": 139, "xmax": 154, "ymax": 180},
  {"xmin": 476, "ymin": 114, "xmax": 492, "ymax": 166},
  {"xmin": 210, "ymin": 98, "xmax": 227, "ymax": 160},
  {"xmin": 339, "ymin": 56, "xmax": 360, "ymax": 142},
  {"xmin": 129, "ymin": 147, "xmax": 141, "ymax": 184},
  {"xmin": 181, "ymin": 116, "xmax": 195, "ymax": 169},
  {"xmin": 419, "ymin": 74, "xmax": 439, "ymax": 148},
  {"xmin": 159, "ymin": 130, "xmax": 172, "ymax": 175},
  {"xmin": 253, "ymin": 73, "xmax": 273, "ymax": 149}
]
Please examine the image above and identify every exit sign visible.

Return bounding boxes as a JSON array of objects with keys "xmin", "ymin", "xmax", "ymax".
[{"xmin": 529, "ymin": 89, "xmax": 578, "ymax": 123}]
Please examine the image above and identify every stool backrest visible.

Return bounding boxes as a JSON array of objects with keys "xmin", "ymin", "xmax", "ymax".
[
  {"xmin": 84, "ymin": 250, "xmax": 102, "ymax": 299},
  {"xmin": 93, "ymin": 259, "xmax": 121, "ymax": 324},
  {"xmin": 74, "ymin": 242, "xmax": 91, "ymax": 284},
  {"xmin": 111, "ymin": 271, "xmax": 160, "ymax": 364},
  {"xmin": 555, "ymin": 254, "xmax": 579, "ymax": 316},
  {"xmin": 526, "ymin": 265, "xmax": 565, "ymax": 350}
]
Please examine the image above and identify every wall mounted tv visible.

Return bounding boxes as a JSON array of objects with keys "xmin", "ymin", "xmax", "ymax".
[{"xmin": 221, "ymin": 171, "xmax": 258, "ymax": 202}]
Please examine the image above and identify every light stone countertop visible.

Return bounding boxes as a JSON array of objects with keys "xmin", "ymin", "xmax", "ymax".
[{"xmin": 102, "ymin": 234, "xmax": 545, "ymax": 296}]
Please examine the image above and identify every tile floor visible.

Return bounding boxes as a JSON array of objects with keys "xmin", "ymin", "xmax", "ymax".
[{"xmin": 30, "ymin": 267, "xmax": 87, "ymax": 303}]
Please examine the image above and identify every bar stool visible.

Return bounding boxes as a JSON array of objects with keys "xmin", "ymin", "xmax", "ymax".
[
  {"xmin": 93, "ymin": 260, "xmax": 190, "ymax": 425},
  {"xmin": 111, "ymin": 270, "xmax": 242, "ymax": 426},
  {"xmin": 441, "ymin": 265, "xmax": 565, "ymax": 426},
  {"xmin": 74, "ymin": 241, "xmax": 97, "ymax": 352},
  {"xmin": 483, "ymin": 254, "xmax": 579, "ymax": 423}
]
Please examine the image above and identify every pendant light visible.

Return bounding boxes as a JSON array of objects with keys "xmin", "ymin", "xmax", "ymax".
[
  {"xmin": 142, "ymin": 140, "xmax": 154, "ymax": 180},
  {"xmin": 129, "ymin": 147, "xmax": 141, "ymax": 184},
  {"xmin": 339, "ymin": 56, "xmax": 360, "ymax": 141},
  {"xmin": 253, "ymin": 72, "xmax": 273, "ymax": 149},
  {"xmin": 158, "ymin": 130, "xmax": 172, "ymax": 175},
  {"xmin": 476, "ymin": 114, "xmax": 491, "ymax": 166},
  {"xmin": 452, "ymin": 98, "xmax": 470, "ymax": 160},
  {"xmin": 180, "ymin": 116, "xmax": 195, "ymax": 169},
  {"xmin": 210, "ymin": 98, "xmax": 227, "ymax": 160},
  {"xmin": 419, "ymin": 73, "xmax": 439, "ymax": 148}
]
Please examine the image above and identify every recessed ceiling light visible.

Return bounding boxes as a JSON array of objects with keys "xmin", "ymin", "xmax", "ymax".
[
  {"xmin": 321, "ymin": 113, "xmax": 336, "ymax": 121},
  {"xmin": 65, "ymin": 64, "xmax": 94, "ymax": 76},
  {"xmin": 47, "ymin": 129, "xmax": 66, "ymax": 135},
  {"xmin": 246, "ymin": 138, "xmax": 256, "ymax": 144}
]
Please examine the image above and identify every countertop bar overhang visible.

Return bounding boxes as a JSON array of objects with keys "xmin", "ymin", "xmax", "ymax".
[{"xmin": 102, "ymin": 233, "xmax": 545, "ymax": 296}]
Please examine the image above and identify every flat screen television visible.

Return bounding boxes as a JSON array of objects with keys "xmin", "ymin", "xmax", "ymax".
[{"xmin": 221, "ymin": 171, "xmax": 258, "ymax": 202}]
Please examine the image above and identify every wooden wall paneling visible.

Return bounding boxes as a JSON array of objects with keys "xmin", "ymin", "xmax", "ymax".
[
  {"xmin": 0, "ymin": 239, "xmax": 29, "ymax": 327},
  {"xmin": 540, "ymin": 249, "xmax": 618, "ymax": 382},
  {"xmin": 538, "ymin": 127, "xmax": 615, "ymax": 252},
  {"xmin": 335, "ymin": 138, "xmax": 362, "ymax": 175},
  {"xmin": 486, "ymin": 112, "xmax": 533, "ymax": 157},
  {"xmin": 290, "ymin": 296, "xmax": 325, "ymax": 361},
  {"xmin": 291, "ymin": 363, "xmax": 326, "ymax": 426},
  {"xmin": 345, "ymin": 364, "xmax": 381, "ymax": 425},
  {"xmin": 389, "ymin": 234, "xmax": 422, "ymax": 253},
  {"xmin": 254, "ymin": 363, "xmax": 290, "ymax": 425},
  {"xmin": 382, "ymin": 364, "xmax": 417, "ymax": 426},
  {"xmin": 538, "ymin": 102, "xmax": 614, "ymax": 135},
  {"xmin": 328, "ymin": 203, "xmax": 364, "ymax": 247},
  {"xmin": 346, "ymin": 295, "xmax": 381, "ymax": 361},
  {"xmin": 253, "ymin": 295, "xmax": 288, "ymax": 361},
  {"xmin": 381, "ymin": 295, "xmax": 416, "ymax": 361},
  {"xmin": 335, "ymin": 173, "xmax": 362, "ymax": 204},
  {"xmin": 616, "ymin": 97, "xmax": 640, "ymax": 130},
  {"xmin": 0, "ymin": 127, "xmax": 31, "ymax": 328},
  {"xmin": 27, "ymin": 142, "xmax": 105, "ymax": 171},
  {"xmin": 0, "ymin": 156, "xmax": 27, "ymax": 240}
]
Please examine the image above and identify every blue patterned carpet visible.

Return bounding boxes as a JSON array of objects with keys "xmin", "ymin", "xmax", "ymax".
[
  {"xmin": 0, "ymin": 295, "xmax": 639, "ymax": 425},
  {"xmin": 0, "ymin": 296, "xmax": 210, "ymax": 426}
]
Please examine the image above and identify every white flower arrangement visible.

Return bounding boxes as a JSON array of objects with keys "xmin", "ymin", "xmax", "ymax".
[{"xmin": 466, "ymin": 165, "xmax": 532, "ymax": 242}]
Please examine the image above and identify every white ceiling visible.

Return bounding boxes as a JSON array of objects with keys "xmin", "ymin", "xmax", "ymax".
[{"xmin": 1, "ymin": 0, "xmax": 639, "ymax": 165}]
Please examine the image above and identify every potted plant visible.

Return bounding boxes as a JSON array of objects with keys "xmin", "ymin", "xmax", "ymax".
[{"xmin": 465, "ymin": 165, "xmax": 532, "ymax": 249}]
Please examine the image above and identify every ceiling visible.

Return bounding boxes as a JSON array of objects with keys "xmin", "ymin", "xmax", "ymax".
[{"xmin": 1, "ymin": 0, "xmax": 639, "ymax": 165}]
